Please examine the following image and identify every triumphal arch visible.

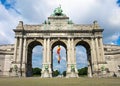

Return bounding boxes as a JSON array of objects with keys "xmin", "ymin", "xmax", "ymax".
[
  {"xmin": 1, "ymin": 7, "xmax": 120, "ymax": 78},
  {"xmin": 11, "ymin": 6, "xmax": 106, "ymax": 77}
]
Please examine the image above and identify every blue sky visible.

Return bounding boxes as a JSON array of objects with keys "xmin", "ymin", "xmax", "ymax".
[
  {"xmin": 32, "ymin": 45, "xmax": 87, "ymax": 73},
  {"xmin": 0, "ymin": 0, "xmax": 120, "ymax": 72}
]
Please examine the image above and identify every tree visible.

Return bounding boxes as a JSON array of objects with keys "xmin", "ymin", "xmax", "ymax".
[
  {"xmin": 62, "ymin": 71, "xmax": 66, "ymax": 77},
  {"xmin": 53, "ymin": 70, "xmax": 60, "ymax": 77},
  {"xmin": 32, "ymin": 67, "xmax": 42, "ymax": 76},
  {"xmin": 78, "ymin": 67, "xmax": 88, "ymax": 76}
]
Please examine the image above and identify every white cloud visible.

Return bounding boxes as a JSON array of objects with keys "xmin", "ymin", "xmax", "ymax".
[
  {"xmin": 0, "ymin": 3, "xmax": 22, "ymax": 44},
  {"xmin": 0, "ymin": 0, "xmax": 120, "ymax": 45},
  {"xmin": 109, "ymin": 8, "xmax": 120, "ymax": 26},
  {"xmin": 0, "ymin": 0, "xmax": 120, "ymax": 71},
  {"xmin": 110, "ymin": 33, "xmax": 120, "ymax": 41},
  {"xmin": 106, "ymin": 32, "xmax": 120, "ymax": 45}
]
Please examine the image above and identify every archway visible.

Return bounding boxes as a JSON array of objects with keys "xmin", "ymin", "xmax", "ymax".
[
  {"xmin": 26, "ymin": 41, "xmax": 43, "ymax": 77},
  {"xmin": 75, "ymin": 41, "xmax": 92, "ymax": 77},
  {"xmin": 51, "ymin": 41, "xmax": 67, "ymax": 77}
]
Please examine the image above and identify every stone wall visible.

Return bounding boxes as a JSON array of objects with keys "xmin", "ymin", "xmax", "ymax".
[
  {"xmin": 0, "ymin": 44, "xmax": 120, "ymax": 77},
  {"xmin": 104, "ymin": 44, "xmax": 120, "ymax": 77},
  {"xmin": 0, "ymin": 44, "xmax": 14, "ymax": 77}
]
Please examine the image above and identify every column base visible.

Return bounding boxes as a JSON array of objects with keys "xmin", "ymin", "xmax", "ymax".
[
  {"xmin": 66, "ymin": 64, "xmax": 78, "ymax": 78},
  {"xmin": 41, "ymin": 64, "xmax": 52, "ymax": 78},
  {"xmin": 41, "ymin": 70, "xmax": 52, "ymax": 78},
  {"xmin": 66, "ymin": 71, "xmax": 78, "ymax": 78}
]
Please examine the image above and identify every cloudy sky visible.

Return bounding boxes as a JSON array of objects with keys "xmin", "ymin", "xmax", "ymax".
[{"xmin": 0, "ymin": 0, "xmax": 120, "ymax": 73}]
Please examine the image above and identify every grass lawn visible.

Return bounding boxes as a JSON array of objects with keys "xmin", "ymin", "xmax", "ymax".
[{"xmin": 0, "ymin": 77, "xmax": 120, "ymax": 86}]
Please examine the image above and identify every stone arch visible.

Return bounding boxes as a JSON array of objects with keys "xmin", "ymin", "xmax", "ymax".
[
  {"xmin": 26, "ymin": 39, "xmax": 43, "ymax": 48},
  {"xmin": 51, "ymin": 40, "xmax": 67, "ymax": 75},
  {"xmin": 75, "ymin": 40, "xmax": 93, "ymax": 77},
  {"xmin": 51, "ymin": 40, "xmax": 67, "ymax": 50},
  {"xmin": 26, "ymin": 40, "xmax": 43, "ymax": 77}
]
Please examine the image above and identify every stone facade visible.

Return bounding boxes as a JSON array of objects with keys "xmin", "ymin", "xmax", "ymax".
[
  {"xmin": 0, "ymin": 44, "xmax": 14, "ymax": 77},
  {"xmin": 0, "ymin": 7, "xmax": 120, "ymax": 77},
  {"xmin": 104, "ymin": 45, "xmax": 120, "ymax": 77}
]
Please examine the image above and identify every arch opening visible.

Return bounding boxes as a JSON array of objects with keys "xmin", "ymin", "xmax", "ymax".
[
  {"xmin": 51, "ymin": 41, "xmax": 67, "ymax": 77},
  {"xmin": 26, "ymin": 41, "xmax": 43, "ymax": 77},
  {"xmin": 75, "ymin": 41, "xmax": 92, "ymax": 77}
]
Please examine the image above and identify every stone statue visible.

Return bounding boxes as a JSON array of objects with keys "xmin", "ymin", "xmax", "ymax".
[{"xmin": 52, "ymin": 6, "xmax": 65, "ymax": 16}]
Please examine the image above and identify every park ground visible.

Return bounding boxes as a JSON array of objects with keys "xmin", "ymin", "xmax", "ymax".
[{"xmin": 0, "ymin": 77, "xmax": 120, "ymax": 86}]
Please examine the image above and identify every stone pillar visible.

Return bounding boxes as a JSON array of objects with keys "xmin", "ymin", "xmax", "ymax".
[
  {"xmin": 91, "ymin": 38, "xmax": 95, "ymax": 63},
  {"xmin": 67, "ymin": 38, "xmax": 71, "ymax": 64},
  {"xmin": 94, "ymin": 37, "xmax": 101, "ymax": 77},
  {"xmin": 13, "ymin": 37, "xmax": 18, "ymax": 62},
  {"xmin": 22, "ymin": 38, "xmax": 27, "ymax": 77},
  {"xmin": 43, "ymin": 38, "xmax": 47, "ymax": 64},
  {"xmin": 47, "ymin": 38, "xmax": 50, "ymax": 63},
  {"xmin": 99, "ymin": 38, "xmax": 105, "ymax": 62},
  {"xmin": 23, "ymin": 38, "xmax": 27, "ymax": 63},
  {"xmin": 41, "ymin": 38, "xmax": 52, "ymax": 78},
  {"xmin": 71, "ymin": 38, "xmax": 78, "ymax": 74},
  {"xmin": 17, "ymin": 38, "xmax": 23, "ymax": 63},
  {"xmin": 71, "ymin": 38, "xmax": 74, "ymax": 64},
  {"xmin": 47, "ymin": 38, "xmax": 52, "ymax": 77},
  {"xmin": 95, "ymin": 38, "xmax": 99, "ymax": 68},
  {"xmin": 89, "ymin": 38, "xmax": 98, "ymax": 77},
  {"xmin": 18, "ymin": 37, "xmax": 23, "ymax": 76},
  {"xmin": 66, "ymin": 38, "xmax": 71, "ymax": 77},
  {"xmin": 88, "ymin": 60, "xmax": 92, "ymax": 77},
  {"xmin": 66, "ymin": 38, "xmax": 78, "ymax": 78},
  {"xmin": 91, "ymin": 38, "xmax": 98, "ymax": 72}
]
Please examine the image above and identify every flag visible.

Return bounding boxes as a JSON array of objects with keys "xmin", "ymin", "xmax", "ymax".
[
  {"xmin": 57, "ymin": 45, "xmax": 61, "ymax": 64},
  {"xmin": 58, "ymin": 55, "xmax": 61, "ymax": 64},
  {"xmin": 57, "ymin": 45, "xmax": 61, "ymax": 54}
]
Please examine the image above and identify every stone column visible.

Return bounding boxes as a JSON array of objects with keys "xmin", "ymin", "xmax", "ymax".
[
  {"xmin": 22, "ymin": 38, "xmax": 27, "ymax": 63},
  {"xmin": 67, "ymin": 38, "xmax": 71, "ymax": 64},
  {"xmin": 66, "ymin": 38, "xmax": 71, "ymax": 75},
  {"xmin": 47, "ymin": 38, "xmax": 50, "ymax": 63},
  {"xmin": 91, "ymin": 38, "xmax": 95, "ymax": 63},
  {"xmin": 18, "ymin": 37, "xmax": 23, "ymax": 76},
  {"xmin": 13, "ymin": 37, "xmax": 18, "ymax": 62},
  {"xmin": 95, "ymin": 38, "xmax": 99, "ymax": 61},
  {"xmin": 88, "ymin": 60, "xmax": 92, "ymax": 77},
  {"xmin": 17, "ymin": 38, "xmax": 23, "ymax": 63},
  {"xmin": 95, "ymin": 38, "xmax": 100, "ymax": 69},
  {"xmin": 43, "ymin": 38, "xmax": 47, "ymax": 64},
  {"xmin": 47, "ymin": 38, "xmax": 52, "ymax": 77},
  {"xmin": 72, "ymin": 38, "xmax": 78, "ymax": 77},
  {"xmin": 21, "ymin": 38, "xmax": 26, "ymax": 77},
  {"xmin": 66, "ymin": 38, "xmax": 78, "ymax": 78},
  {"xmin": 91, "ymin": 38, "xmax": 99, "ymax": 75},
  {"xmin": 99, "ymin": 38, "xmax": 105, "ymax": 62},
  {"xmin": 90, "ymin": 38, "xmax": 97, "ymax": 77},
  {"xmin": 71, "ymin": 38, "xmax": 74, "ymax": 64},
  {"xmin": 41, "ymin": 38, "xmax": 46, "ymax": 77},
  {"xmin": 41, "ymin": 38, "xmax": 52, "ymax": 77}
]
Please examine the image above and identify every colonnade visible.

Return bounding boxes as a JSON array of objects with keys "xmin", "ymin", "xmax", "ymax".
[{"xmin": 13, "ymin": 36, "xmax": 105, "ymax": 77}]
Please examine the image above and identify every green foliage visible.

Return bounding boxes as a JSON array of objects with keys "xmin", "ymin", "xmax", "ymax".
[
  {"xmin": 62, "ymin": 71, "xmax": 66, "ymax": 77},
  {"xmin": 53, "ymin": 70, "xmax": 60, "ymax": 77},
  {"xmin": 78, "ymin": 67, "xmax": 88, "ymax": 76},
  {"xmin": 32, "ymin": 67, "xmax": 42, "ymax": 76}
]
